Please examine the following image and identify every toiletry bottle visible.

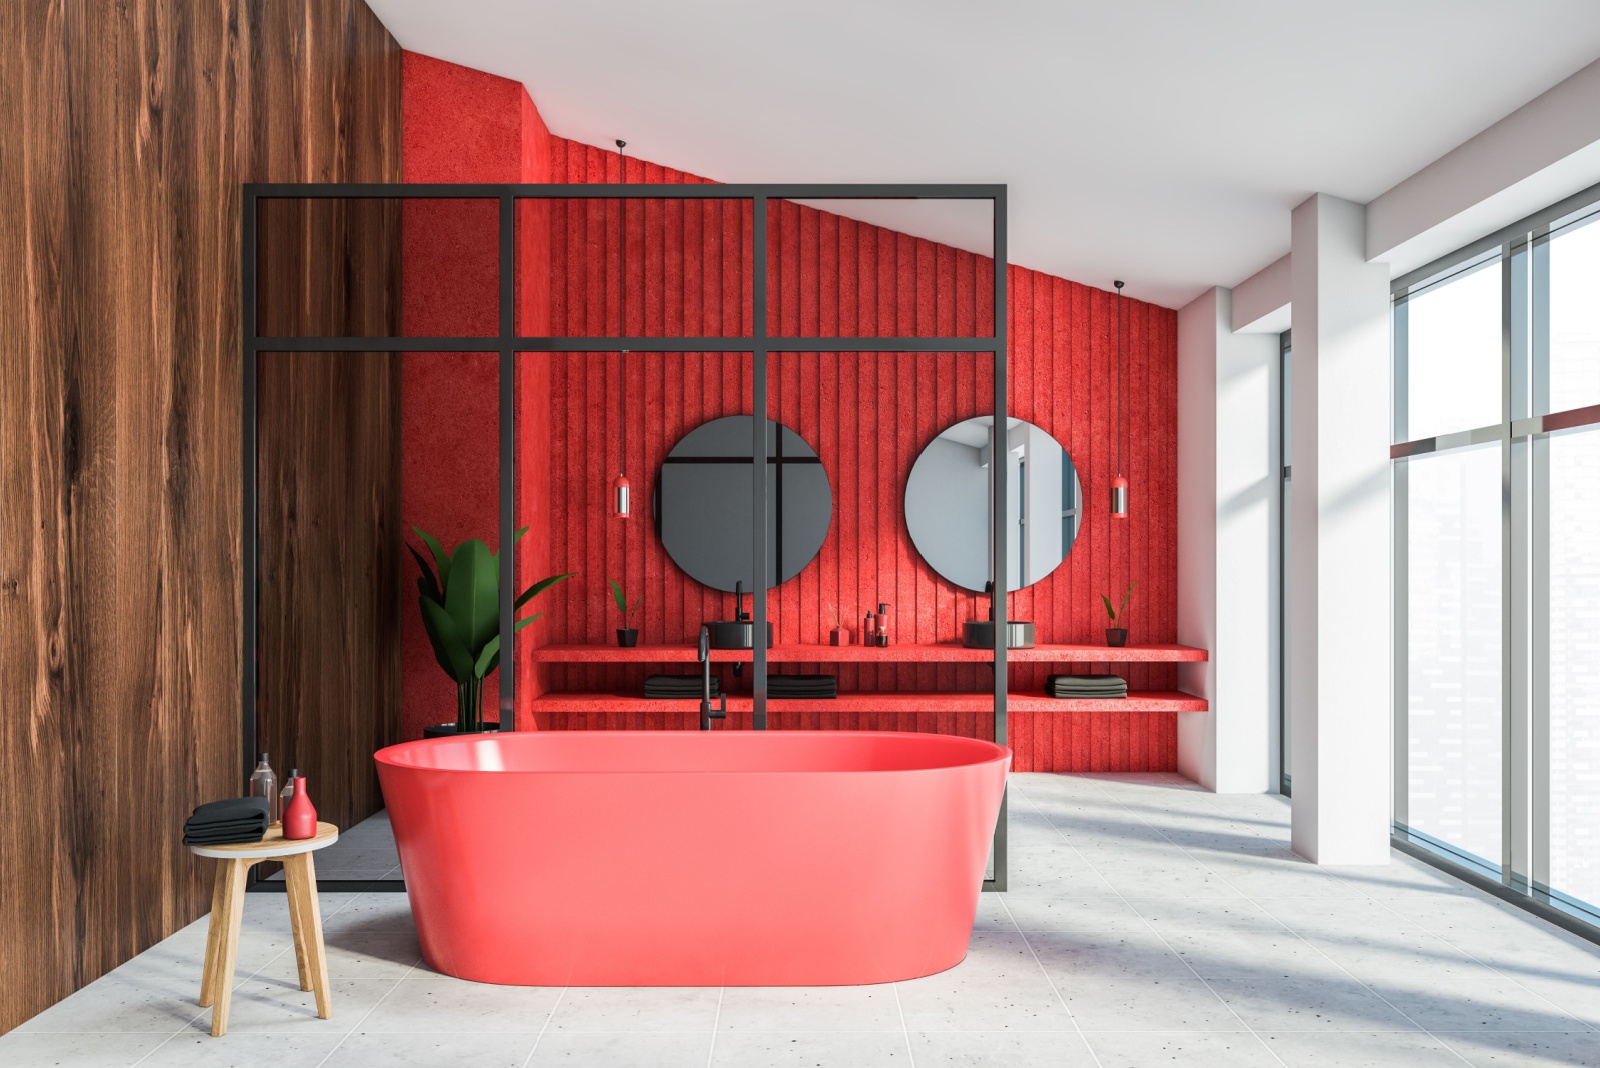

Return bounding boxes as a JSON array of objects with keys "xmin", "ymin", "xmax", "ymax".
[
  {"xmin": 863, "ymin": 610, "xmax": 875, "ymax": 647},
  {"xmin": 282, "ymin": 772, "xmax": 317, "ymax": 840},
  {"xmin": 876, "ymin": 603, "xmax": 891, "ymax": 647},
  {"xmin": 279, "ymin": 768, "xmax": 297, "ymax": 816},
  {"xmin": 248, "ymin": 753, "xmax": 279, "ymax": 824}
]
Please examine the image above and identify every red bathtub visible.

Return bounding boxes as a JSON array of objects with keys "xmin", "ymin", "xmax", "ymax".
[{"xmin": 374, "ymin": 730, "xmax": 1009, "ymax": 986}]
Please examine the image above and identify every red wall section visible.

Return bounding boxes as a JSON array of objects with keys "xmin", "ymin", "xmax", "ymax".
[
  {"xmin": 401, "ymin": 52, "xmax": 551, "ymax": 739},
  {"xmin": 524, "ymin": 138, "xmax": 1179, "ymax": 771}
]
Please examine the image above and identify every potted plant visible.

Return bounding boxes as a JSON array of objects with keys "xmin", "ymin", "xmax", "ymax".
[
  {"xmin": 1101, "ymin": 581, "xmax": 1138, "ymax": 647},
  {"xmin": 827, "ymin": 603, "xmax": 851, "ymax": 646},
  {"xmin": 409, "ymin": 525, "xmax": 574, "ymax": 737},
  {"xmin": 610, "ymin": 579, "xmax": 643, "ymax": 647}
]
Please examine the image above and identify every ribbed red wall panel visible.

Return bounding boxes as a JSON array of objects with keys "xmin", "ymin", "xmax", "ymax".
[{"xmin": 523, "ymin": 138, "xmax": 1179, "ymax": 771}]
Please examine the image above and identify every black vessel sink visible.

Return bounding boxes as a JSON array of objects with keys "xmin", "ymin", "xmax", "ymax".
[
  {"xmin": 706, "ymin": 620, "xmax": 775, "ymax": 649},
  {"xmin": 963, "ymin": 620, "xmax": 1036, "ymax": 649}
]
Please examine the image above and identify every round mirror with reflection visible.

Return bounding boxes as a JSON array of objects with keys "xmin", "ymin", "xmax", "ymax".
[
  {"xmin": 654, "ymin": 416, "xmax": 832, "ymax": 592},
  {"xmin": 904, "ymin": 416, "xmax": 1082, "ymax": 592}
]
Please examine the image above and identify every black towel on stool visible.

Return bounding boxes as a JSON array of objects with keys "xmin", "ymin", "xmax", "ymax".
[
  {"xmin": 644, "ymin": 674, "xmax": 719, "ymax": 699},
  {"xmin": 184, "ymin": 796, "xmax": 269, "ymax": 845}
]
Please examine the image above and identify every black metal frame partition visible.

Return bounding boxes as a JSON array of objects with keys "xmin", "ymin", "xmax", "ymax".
[{"xmin": 242, "ymin": 183, "xmax": 1011, "ymax": 890}]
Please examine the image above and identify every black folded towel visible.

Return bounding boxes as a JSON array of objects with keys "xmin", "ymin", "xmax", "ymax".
[
  {"xmin": 1046, "ymin": 673, "xmax": 1127, "ymax": 699},
  {"xmin": 769, "ymin": 675, "xmax": 838, "ymax": 699},
  {"xmin": 184, "ymin": 796, "xmax": 269, "ymax": 846},
  {"xmin": 644, "ymin": 674, "xmax": 719, "ymax": 699}
]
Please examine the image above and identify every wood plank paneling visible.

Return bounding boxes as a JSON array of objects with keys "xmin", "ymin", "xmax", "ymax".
[
  {"xmin": 524, "ymin": 138, "xmax": 1180, "ymax": 772},
  {"xmin": 0, "ymin": 0, "xmax": 400, "ymax": 1034}
]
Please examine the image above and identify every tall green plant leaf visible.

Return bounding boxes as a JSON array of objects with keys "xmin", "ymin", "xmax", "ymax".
[
  {"xmin": 1119, "ymin": 580, "xmax": 1138, "ymax": 614},
  {"xmin": 407, "ymin": 544, "xmax": 443, "ymax": 604},
  {"xmin": 473, "ymin": 615, "xmax": 540, "ymax": 679},
  {"xmin": 419, "ymin": 596, "xmax": 474, "ymax": 682},
  {"xmin": 609, "ymin": 578, "xmax": 627, "ymax": 615},
  {"xmin": 1101, "ymin": 593, "xmax": 1117, "ymax": 621},
  {"xmin": 413, "ymin": 527, "xmax": 451, "ymax": 593},
  {"xmin": 515, "ymin": 572, "xmax": 575, "ymax": 610},
  {"xmin": 445, "ymin": 539, "xmax": 499, "ymax": 654}
]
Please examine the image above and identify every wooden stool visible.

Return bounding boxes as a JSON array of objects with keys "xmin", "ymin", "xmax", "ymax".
[{"xmin": 189, "ymin": 821, "xmax": 339, "ymax": 1036}]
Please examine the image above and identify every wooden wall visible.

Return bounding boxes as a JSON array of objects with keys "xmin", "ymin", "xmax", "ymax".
[{"xmin": 0, "ymin": 0, "xmax": 401, "ymax": 1033}]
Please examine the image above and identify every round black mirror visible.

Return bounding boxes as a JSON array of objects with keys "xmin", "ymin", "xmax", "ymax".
[
  {"xmin": 903, "ymin": 416, "xmax": 1082, "ymax": 592},
  {"xmin": 654, "ymin": 416, "xmax": 832, "ymax": 592}
]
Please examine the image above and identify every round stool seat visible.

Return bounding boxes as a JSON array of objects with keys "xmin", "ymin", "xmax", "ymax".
[{"xmin": 187, "ymin": 821, "xmax": 338, "ymax": 859}]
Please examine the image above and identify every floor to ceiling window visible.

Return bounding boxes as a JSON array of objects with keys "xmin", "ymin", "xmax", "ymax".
[{"xmin": 1393, "ymin": 187, "xmax": 1600, "ymax": 931}]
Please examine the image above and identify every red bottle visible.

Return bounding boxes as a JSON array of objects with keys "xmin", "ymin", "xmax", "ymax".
[{"xmin": 282, "ymin": 774, "xmax": 317, "ymax": 839}]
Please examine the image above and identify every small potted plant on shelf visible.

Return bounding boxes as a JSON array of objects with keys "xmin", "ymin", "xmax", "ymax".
[
  {"xmin": 1101, "ymin": 580, "xmax": 1138, "ymax": 648},
  {"xmin": 610, "ymin": 579, "xmax": 643, "ymax": 647},
  {"xmin": 827, "ymin": 603, "xmax": 851, "ymax": 646},
  {"xmin": 410, "ymin": 526, "xmax": 574, "ymax": 737}
]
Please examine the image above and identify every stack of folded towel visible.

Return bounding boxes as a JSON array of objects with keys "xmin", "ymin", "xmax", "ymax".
[
  {"xmin": 1045, "ymin": 674, "xmax": 1128, "ymax": 700},
  {"xmin": 183, "ymin": 796, "xmax": 270, "ymax": 846},
  {"xmin": 644, "ymin": 674, "xmax": 720, "ymax": 700},
  {"xmin": 768, "ymin": 674, "xmax": 838, "ymax": 700}
]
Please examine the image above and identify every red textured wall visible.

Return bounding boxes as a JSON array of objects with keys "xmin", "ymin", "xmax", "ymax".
[
  {"xmin": 401, "ymin": 52, "xmax": 550, "ymax": 740},
  {"xmin": 521, "ymin": 139, "xmax": 1178, "ymax": 772}
]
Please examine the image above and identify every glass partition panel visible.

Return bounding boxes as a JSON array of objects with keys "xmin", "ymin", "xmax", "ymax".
[
  {"xmin": 1402, "ymin": 260, "xmax": 1502, "ymax": 442},
  {"xmin": 1545, "ymin": 425, "xmax": 1600, "ymax": 909},
  {"xmin": 1405, "ymin": 442, "xmax": 1502, "ymax": 867},
  {"xmin": 1546, "ymin": 214, "xmax": 1600, "ymax": 414}
]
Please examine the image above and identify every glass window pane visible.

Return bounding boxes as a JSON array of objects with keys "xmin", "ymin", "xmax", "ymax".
[
  {"xmin": 1405, "ymin": 262, "xmax": 1502, "ymax": 442},
  {"xmin": 1407, "ymin": 442, "xmax": 1501, "ymax": 865},
  {"xmin": 1547, "ymin": 219, "xmax": 1600, "ymax": 414},
  {"xmin": 1547, "ymin": 426, "xmax": 1600, "ymax": 908}
]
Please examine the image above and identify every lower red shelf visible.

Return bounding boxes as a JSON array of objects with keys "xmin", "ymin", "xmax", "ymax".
[{"xmin": 528, "ymin": 690, "xmax": 1206, "ymax": 714}]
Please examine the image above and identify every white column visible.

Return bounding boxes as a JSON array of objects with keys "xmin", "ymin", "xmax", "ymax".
[
  {"xmin": 1177, "ymin": 287, "xmax": 1278, "ymax": 792},
  {"xmin": 1289, "ymin": 193, "xmax": 1393, "ymax": 864}
]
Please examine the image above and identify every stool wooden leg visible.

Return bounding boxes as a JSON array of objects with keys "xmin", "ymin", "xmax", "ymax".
[
  {"xmin": 283, "ymin": 862, "xmax": 313, "ymax": 991},
  {"xmin": 285, "ymin": 853, "xmax": 331, "ymax": 1020},
  {"xmin": 198, "ymin": 862, "xmax": 229, "ymax": 1007},
  {"xmin": 209, "ymin": 858, "xmax": 250, "ymax": 1037}
]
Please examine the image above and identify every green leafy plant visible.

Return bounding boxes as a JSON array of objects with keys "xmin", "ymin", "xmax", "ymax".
[
  {"xmin": 409, "ymin": 525, "xmax": 574, "ymax": 733},
  {"xmin": 1101, "ymin": 580, "xmax": 1138, "ymax": 624},
  {"xmin": 609, "ymin": 579, "xmax": 643, "ymax": 626}
]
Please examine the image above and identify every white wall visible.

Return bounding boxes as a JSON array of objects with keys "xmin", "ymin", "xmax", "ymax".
[
  {"xmin": 1288, "ymin": 193, "xmax": 1393, "ymax": 865},
  {"xmin": 1177, "ymin": 287, "xmax": 1278, "ymax": 792}
]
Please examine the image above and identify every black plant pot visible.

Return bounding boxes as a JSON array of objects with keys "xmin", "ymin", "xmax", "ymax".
[
  {"xmin": 1105, "ymin": 627, "xmax": 1129, "ymax": 648},
  {"xmin": 616, "ymin": 628, "xmax": 640, "ymax": 648},
  {"xmin": 423, "ymin": 721, "xmax": 501, "ymax": 739}
]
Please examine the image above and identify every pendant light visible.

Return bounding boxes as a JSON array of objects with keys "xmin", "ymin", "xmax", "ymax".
[
  {"xmin": 1111, "ymin": 280, "xmax": 1129, "ymax": 520},
  {"xmin": 610, "ymin": 139, "xmax": 632, "ymax": 519}
]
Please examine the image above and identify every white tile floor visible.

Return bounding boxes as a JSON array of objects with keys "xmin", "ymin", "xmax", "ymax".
[
  {"xmin": 264, "ymin": 810, "xmax": 401, "ymax": 882},
  {"xmin": 6, "ymin": 772, "xmax": 1600, "ymax": 1067}
]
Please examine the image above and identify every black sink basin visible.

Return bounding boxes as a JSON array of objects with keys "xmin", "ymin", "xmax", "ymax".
[
  {"xmin": 963, "ymin": 620, "xmax": 1036, "ymax": 649},
  {"xmin": 706, "ymin": 620, "xmax": 775, "ymax": 649}
]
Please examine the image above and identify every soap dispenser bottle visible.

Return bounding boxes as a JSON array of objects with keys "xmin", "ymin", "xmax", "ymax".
[
  {"xmin": 875, "ymin": 603, "xmax": 891, "ymax": 647},
  {"xmin": 248, "ymin": 753, "xmax": 279, "ymax": 824}
]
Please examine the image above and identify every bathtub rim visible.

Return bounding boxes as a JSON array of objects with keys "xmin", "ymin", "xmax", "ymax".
[{"xmin": 374, "ymin": 729, "xmax": 1012, "ymax": 778}]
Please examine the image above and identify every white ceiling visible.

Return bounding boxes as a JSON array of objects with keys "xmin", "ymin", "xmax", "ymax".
[{"xmin": 369, "ymin": 0, "xmax": 1600, "ymax": 309}]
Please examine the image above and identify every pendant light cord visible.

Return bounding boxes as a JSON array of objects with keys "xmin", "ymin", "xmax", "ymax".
[
  {"xmin": 1114, "ymin": 280, "xmax": 1123, "ymax": 478},
  {"xmin": 617, "ymin": 139, "xmax": 627, "ymax": 477}
]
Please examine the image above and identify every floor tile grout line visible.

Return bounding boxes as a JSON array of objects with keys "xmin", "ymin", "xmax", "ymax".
[
  {"xmin": 125, "ymin": 888, "xmax": 371, "ymax": 1067},
  {"xmin": 521, "ymin": 986, "xmax": 567, "ymax": 1067},
  {"xmin": 889, "ymin": 979, "xmax": 915, "ymax": 1068},
  {"xmin": 1023, "ymin": 782, "xmax": 1289, "ymax": 1068},
  {"xmin": 1071, "ymin": 780, "xmax": 1477, "ymax": 1066},
  {"xmin": 995, "ymin": 891, "xmax": 1106, "ymax": 1068},
  {"xmin": 310, "ymin": 954, "xmax": 420, "ymax": 1067},
  {"xmin": 1326, "ymin": 864, "xmax": 1600, "ymax": 1034},
  {"xmin": 705, "ymin": 986, "xmax": 724, "ymax": 1067}
]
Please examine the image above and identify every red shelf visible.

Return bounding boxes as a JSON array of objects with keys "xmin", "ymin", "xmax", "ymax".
[
  {"xmin": 528, "ymin": 642, "xmax": 1207, "ymax": 664},
  {"xmin": 529, "ymin": 690, "xmax": 1207, "ymax": 714}
]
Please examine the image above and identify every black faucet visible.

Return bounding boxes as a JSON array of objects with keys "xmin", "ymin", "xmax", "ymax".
[
  {"xmin": 699, "ymin": 624, "xmax": 726, "ymax": 731},
  {"xmin": 735, "ymin": 580, "xmax": 750, "ymax": 622}
]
